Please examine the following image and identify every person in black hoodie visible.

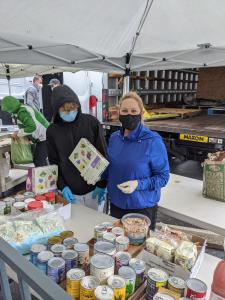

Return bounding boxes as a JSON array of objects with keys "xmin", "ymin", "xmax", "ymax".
[{"xmin": 46, "ymin": 85, "xmax": 107, "ymax": 210}]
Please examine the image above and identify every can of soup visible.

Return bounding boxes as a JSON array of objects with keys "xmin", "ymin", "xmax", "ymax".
[
  {"xmin": 30, "ymin": 244, "xmax": 47, "ymax": 265},
  {"xmin": 146, "ymin": 268, "xmax": 168, "ymax": 300},
  {"xmin": 63, "ymin": 237, "xmax": 78, "ymax": 249},
  {"xmin": 36, "ymin": 251, "xmax": 54, "ymax": 274},
  {"xmin": 168, "ymin": 276, "xmax": 186, "ymax": 296},
  {"xmin": 47, "ymin": 257, "xmax": 65, "ymax": 283},
  {"xmin": 80, "ymin": 276, "xmax": 100, "ymax": 300},
  {"xmin": 102, "ymin": 222, "xmax": 113, "ymax": 232},
  {"xmin": 94, "ymin": 225, "xmax": 107, "ymax": 241},
  {"xmin": 62, "ymin": 249, "xmax": 78, "ymax": 272},
  {"xmin": 94, "ymin": 241, "xmax": 116, "ymax": 256},
  {"xmin": 108, "ymin": 275, "xmax": 126, "ymax": 300},
  {"xmin": 112, "ymin": 227, "xmax": 124, "ymax": 237},
  {"xmin": 51, "ymin": 243, "xmax": 66, "ymax": 257},
  {"xmin": 118, "ymin": 266, "xmax": 136, "ymax": 299},
  {"xmin": 115, "ymin": 252, "xmax": 131, "ymax": 273},
  {"xmin": 74, "ymin": 243, "xmax": 89, "ymax": 267},
  {"xmin": 47, "ymin": 236, "xmax": 63, "ymax": 250},
  {"xmin": 90, "ymin": 254, "xmax": 114, "ymax": 284},
  {"xmin": 116, "ymin": 236, "xmax": 129, "ymax": 252},
  {"xmin": 94, "ymin": 285, "xmax": 114, "ymax": 300},
  {"xmin": 129, "ymin": 258, "xmax": 146, "ymax": 288},
  {"xmin": 103, "ymin": 232, "xmax": 116, "ymax": 244},
  {"xmin": 60, "ymin": 230, "xmax": 74, "ymax": 240},
  {"xmin": 185, "ymin": 278, "xmax": 207, "ymax": 300},
  {"xmin": 66, "ymin": 268, "xmax": 85, "ymax": 300}
]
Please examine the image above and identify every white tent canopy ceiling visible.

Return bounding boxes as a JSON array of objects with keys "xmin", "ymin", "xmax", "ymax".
[{"xmin": 0, "ymin": 0, "xmax": 225, "ymax": 77}]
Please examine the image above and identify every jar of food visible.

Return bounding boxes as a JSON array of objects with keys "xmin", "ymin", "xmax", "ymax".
[
  {"xmin": 0, "ymin": 201, "xmax": 6, "ymax": 215},
  {"xmin": 27, "ymin": 201, "xmax": 43, "ymax": 210},
  {"xmin": 175, "ymin": 241, "xmax": 197, "ymax": 270},
  {"xmin": 13, "ymin": 201, "xmax": 26, "ymax": 212},
  {"xmin": 35, "ymin": 195, "xmax": 46, "ymax": 202},
  {"xmin": 122, "ymin": 213, "xmax": 151, "ymax": 245},
  {"xmin": 45, "ymin": 192, "xmax": 56, "ymax": 204}
]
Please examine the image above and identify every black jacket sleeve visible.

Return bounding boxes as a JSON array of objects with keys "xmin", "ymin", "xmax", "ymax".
[
  {"xmin": 46, "ymin": 127, "xmax": 66, "ymax": 191},
  {"xmin": 93, "ymin": 119, "xmax": 108, "ymax": 189}
]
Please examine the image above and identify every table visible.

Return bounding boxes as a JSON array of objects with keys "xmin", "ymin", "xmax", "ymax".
[
  {"xmin": 6, "ymin": 205, "xmax": 220, "ymax": 299},
  {"xmin": 160, "ymin": 174, "xmax": 225, "ymax": 236}
]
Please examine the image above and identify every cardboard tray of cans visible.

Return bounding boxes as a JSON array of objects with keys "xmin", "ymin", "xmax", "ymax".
[{"xmin": 87, "ymin": 219, "xmax": 146, "ymax": 258}]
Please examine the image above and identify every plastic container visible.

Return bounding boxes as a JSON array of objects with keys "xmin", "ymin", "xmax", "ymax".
[
  {"xmin": 13, "ymin": 201, "xmax": 26, "ymax": 212},
  {"xmin": 121, "ymin": 213, "xmax": 151, "ymax": 245},
  {"xmin": 27, "ymin": 201, "xmax": 43, "ymax": 210}
]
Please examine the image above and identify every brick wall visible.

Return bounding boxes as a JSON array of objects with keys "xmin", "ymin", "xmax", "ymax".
[{"xmin": 197, "ymin": 67, "xmax": 225, "ymax": 100}]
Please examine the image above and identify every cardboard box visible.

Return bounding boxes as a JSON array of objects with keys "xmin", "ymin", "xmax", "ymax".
[
  {"xmin": 26, "ymin": 165, "xmax": 58, "ymax": 195},
  {"xmin": 137, "ymin": 235, "xmax": 206, "ymax": 280}
]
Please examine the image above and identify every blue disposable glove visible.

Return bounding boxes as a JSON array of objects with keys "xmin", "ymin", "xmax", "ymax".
[
  {"xmin": 62, "ymin": 186, "xmax": 76, "ymax": 203},
  {"xmin": 92, "ymin": 187, "xmax": 107, "ymax": 204}
]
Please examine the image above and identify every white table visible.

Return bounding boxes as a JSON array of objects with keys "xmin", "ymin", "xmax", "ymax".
[
  {"xmin": 160, "ymin": 174, "xmax": 225, "ymax": 236},
  {"xmin": 65, "ymin": 205, "xmax": 219, "ymax": 299}
]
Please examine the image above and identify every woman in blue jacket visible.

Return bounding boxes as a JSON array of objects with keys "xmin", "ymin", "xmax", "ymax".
[{"xmin": 106, "ymin": 92, "xmax": 170, "ymax": 230}]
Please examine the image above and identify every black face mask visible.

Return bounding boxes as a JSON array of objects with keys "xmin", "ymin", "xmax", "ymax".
[{"xmin": 119, "ymin": 114, "xmax": 141, "ymax": 130}]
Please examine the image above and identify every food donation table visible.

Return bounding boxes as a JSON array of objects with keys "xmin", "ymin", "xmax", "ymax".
[
  {"xmin": 160, "ymin": 174, "xmax": 225, "ymax": 236},
  {"xmin": 6, "ymin": 205, "xmax": 220, "ymax": 300}
]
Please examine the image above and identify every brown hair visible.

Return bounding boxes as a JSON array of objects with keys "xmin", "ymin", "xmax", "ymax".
[
  {"xmin": 120, "ymin": 91, "xmax": 144, "ymax": 118},
  {"xmin": 59, "ymin": 102, "xmax": 78, "ymax": 112}
]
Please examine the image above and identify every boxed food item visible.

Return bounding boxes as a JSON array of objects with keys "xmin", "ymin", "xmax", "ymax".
[
  {"xmin": 69, "ymin": 138, "xmax": 109, "ymax": 185},
  {"xmin": 139, "ymin": 230, "xmax": 206, "ymax": 280},
  {"xmin": 203, "ymin": 151, "xmax": 225, "ymax": 202},
  {"xmin": 26, "ymin": 165, "xmax": 58, "ymax": 195}
]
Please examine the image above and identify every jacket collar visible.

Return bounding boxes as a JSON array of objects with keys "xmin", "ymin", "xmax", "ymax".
[{"xmin": 119, "ymin": 123, "xmax": 144, "ymax": 142}]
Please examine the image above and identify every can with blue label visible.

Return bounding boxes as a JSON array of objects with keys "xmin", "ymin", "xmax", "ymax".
[
  {"xmin": 47, "ymin": 257, "xmax": 65, "ymax": 283},
  {"xmin": 62, "ymin": 250, "xmax": 78, "ymax": 272},
  {"xmin": 37, "ymin": 251, "xmax": 54, "ymax": 274},
  {"xmin": 30, "ymin": 244, "xmax": 47, "ymax": 265}
]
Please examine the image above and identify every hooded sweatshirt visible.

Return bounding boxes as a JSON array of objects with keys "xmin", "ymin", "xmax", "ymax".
[
  {"xmin": 1, "ymin": 96, "xmax": 49, "ymax": 142},
  {"xmin": 105, "ymin": 123, "xmax": 170, "ymax": 209},
  {"xmin": 46, "ymin": 85, "xmax": 107, "ymax": 195}
]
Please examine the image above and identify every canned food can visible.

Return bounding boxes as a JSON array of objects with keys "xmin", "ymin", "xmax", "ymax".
[
  {"xmin": 146, "ymin": 268, "xmax": 168, "ymax": 300},
  {"xmin": 118, "ymin": 266, "xmax": 136, "ymax": 299},
  {"xmin": 80, "ymin": 276, "xmax": 100, "ymax": 300},
  {"xmin": 115, "ymin": 252, "xmax": 131, "ymax": 273},
  {"xmin": 47, "ymin": 236, "xmax": 63, "ymax": 250},
  {"xmin": 36, "ymin": 251, "xmax": 54, "ymax": 274},
  {"xmin": 116, "ymin": 236, "xmax": 129, "ymax": 252},
  {"xmin": 51, "ymin": 243, "xmax": 66, "ymax": 257},
  {"xmin": 94, "ymin": 285, "xmax": 114, "ymax": 300},
  {"xmin": 129, "ymin": 258, "xmax": 146, "ymax": 288},
  {"xmin": 103, "ymin": 232, "xmax": 116, "ymax": 244},
  {"xmin": 102, "ymin": 222, "xmax": 113, "ymax": 232},
  {"xmin": 90, "ymin": 254, "xmax": 114, "ymax": 284},
  {"xmin": 168, "ymin": 277, "xmax": 186, "ymax": 296},
  {"xmin": 23, "ymin": 192, "xmax": 35, "ymax": 199},
  {"xmin": 47, "ymin": 257, "xmax": 65, "ymax": 283},
  {"xmin": 30, "ymin": 244, "xmax": 47, "ymax": 265},
  {"xmin": 60, "ymin": 230, "xmax": 74, "ymax": 240},
  {"xmin": 63, "ymin": 237, "xmax": 78, "ymax": 249},
  {"xmin": 153, "ymin": 293, "xmax": 177, "ymax": 300},
  {"xmin": 62, "ymin": 250, "xmax": 78, "ymax": 272},
  {"xmin": 94, "ymin": 241, "xmax": 116, "ymax": 256},
  {"xmin": 66, "ymin": 268, "xmax": 85, "ymax": 300},
  {"xmin": 94, "ymin": 225, "xmax": 107, "ymax": 241},
  {"xmin": 112, "ymin": 227, "xmax": 124, "ymax": 237},
  {"xmin": 74, "ymin": 243, "xmax": 89, "ymax": 267},
  {"xmin": 185, "ymin": 278, "xmax": 207, "ymax": 300},
  {"xmin": 108, "ymin": 275, "xmax": 126, "ymax": 300}
]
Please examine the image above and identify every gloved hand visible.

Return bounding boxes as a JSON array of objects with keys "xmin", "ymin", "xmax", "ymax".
[
  {"xmin": 117, "ymin": 180, "xmax": 138, "ymax": 194},
  {"xmin": 92, "ymin": 187, "xmax": 107, "ymax": 204},
  {"xmin": 62, "ymin": 186, "xmax": 76, "ymax": 203}
]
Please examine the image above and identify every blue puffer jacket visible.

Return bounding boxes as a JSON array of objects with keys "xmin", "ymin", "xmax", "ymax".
[{"xmin": 105, "ymin": 123, "xmax": 170, "ymax": 209}]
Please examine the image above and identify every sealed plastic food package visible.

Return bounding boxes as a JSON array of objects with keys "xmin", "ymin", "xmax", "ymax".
[
  {"xmin": 36, "ymin": 210, "xmax": 65, "ymax": 235},
  {"xmin": 175, "ymin": 241, "xmax": 198, "ymax": 270},
  {"xmin": 0, "ymin": 221, "xmax": 16, "ymax": 244}
]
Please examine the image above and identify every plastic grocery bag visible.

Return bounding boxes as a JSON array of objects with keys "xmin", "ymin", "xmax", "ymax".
[{"xmin": 11, "ymin": 137, "xmax": 33, "ymax": 164}]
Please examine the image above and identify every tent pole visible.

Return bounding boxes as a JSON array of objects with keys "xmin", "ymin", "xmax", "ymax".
[
  {"xmin": 6, "ymin": 65, "xmax": 11, "ymax": 96},
  {"xmin": 123, "ymin": 53, "xmax": 131, "ymax": 94}
]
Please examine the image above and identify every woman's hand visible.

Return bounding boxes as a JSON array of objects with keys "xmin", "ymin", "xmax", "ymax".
[{"xmin": 117, "ymin": 180, "xmax": 138, "ymax": 194}]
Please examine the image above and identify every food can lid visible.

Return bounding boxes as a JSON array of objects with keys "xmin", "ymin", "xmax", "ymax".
[
  {"xmin": 118, "ymin": 266, "xmax": 136, "ymax": 279},
  {"xmin": 91, "ymin": 254, "xmax": 114, "ymax": 268}
]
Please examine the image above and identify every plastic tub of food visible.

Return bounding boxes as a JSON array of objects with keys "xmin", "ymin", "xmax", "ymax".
[{"xmin": 121, "ymin": 213, "xmax": 151, "ymax": 245}]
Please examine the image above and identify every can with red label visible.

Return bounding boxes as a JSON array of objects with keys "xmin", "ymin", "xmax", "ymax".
[{"xmin": 185, "ymin": 278, "xmax": 207, "ymax": 300}]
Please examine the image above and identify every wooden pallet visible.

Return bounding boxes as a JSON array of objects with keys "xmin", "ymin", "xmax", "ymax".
[{"xmin": 149, "ymin": 108, "xmax": 201, "ymax": 118}]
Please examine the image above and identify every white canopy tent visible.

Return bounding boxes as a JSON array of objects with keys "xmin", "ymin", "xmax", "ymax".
[{"xmin": 0, "ymin": 0, "xmax": 225, "ymax": 79}]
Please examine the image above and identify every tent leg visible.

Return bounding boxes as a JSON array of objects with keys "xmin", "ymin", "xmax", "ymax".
[
  {"xmin": 6, "ymin": 65, "xmax": 11, "ymax": 96},
  {"xmin": 7, "ymin": 79, "xmax": 12, "ymax": 96},
  {"xmin": 123, "ymin": 75, "xmax": 130, "ymax": 94}
]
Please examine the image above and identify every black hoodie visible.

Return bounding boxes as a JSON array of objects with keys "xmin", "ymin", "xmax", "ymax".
[{"xmin": 46, "ymin": 85, "xmax": 107, "ymax": 195}]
